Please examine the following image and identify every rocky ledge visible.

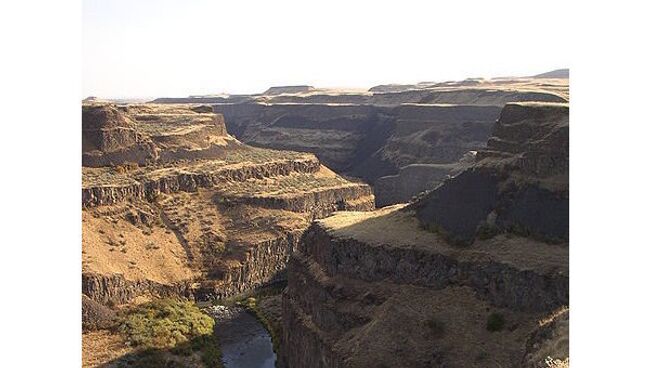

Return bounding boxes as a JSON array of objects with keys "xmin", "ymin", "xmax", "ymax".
[
  {"xmin": 282, "ymin": 206, "xmax": 569, "ymax": 367},
  {"xmin": 82, "ymin": 152, "xmax": 321, "ymax": 207},
  {"xmin": 282, "ymin": 205, "xmax": 568, "ymax": 368},
  {"xmin": 281, "ymin": 101, "xmax": 569, "ymax": 367},
  {"xmin": 414, "ymin": 102, "xmax": 569, "ymax": 245},
  {"xmin": 82, "ymin": 103, "xmax": 236, "ymax": 167},
  {"xmin": 82, "ymin": 104, "xmax": 374, "ymax": 306}
]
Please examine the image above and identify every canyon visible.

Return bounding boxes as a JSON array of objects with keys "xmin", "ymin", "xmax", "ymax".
[
  {"xmin": 82, "ymin": 71, "xmax": 569, "ymax": 368},
  {"xmin": 82, "ymin": 103, "xmax": 374, "ymax": 307},
  {"xmin": 153, "ymin": 74, "xmax": 568, "ymax": 206},
  {"xmin": 281, "ymin": 101, "xmax": 569, "ymax": 368}
]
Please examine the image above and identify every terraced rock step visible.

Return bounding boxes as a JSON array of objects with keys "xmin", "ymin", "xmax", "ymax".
[
  {"xmin": 82, "ymin": 151, "xmax": 321, "ymax": 206},
  {"xmin": 83, "ymin": 103, "xmax": 235, "ymax": 167},
  {"xmin": 82, "ymin": 103, "xmax": 375, "ymax": 306},
  {"xmin": 373, "ymin": 151, "xmax": 475, "ymax": 207},
  {"xmin": 213, "ymin": 168, "xmax": 374, "ymax": 217},
  {"xmin": 82, "ymin": 272, "xmax": 193, "ymax": 306},
  {"xmin": 281, "ymin": 98, "xmax": 569, "ymax": 368},
  {"xmin": 282, "ymin": 205, "xmax": 568, "ymax": 367},
  {"xmin": 299, "ymin": 206, "xmax": 567, "ymax": 311},
  {"xmin": 415, "ymin": 102, "xmax": 569, "ymax": 244}
]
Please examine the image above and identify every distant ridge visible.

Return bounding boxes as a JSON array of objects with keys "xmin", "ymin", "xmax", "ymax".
[
  {"xmin": 533, "ymin": 68, "xmax": 569, "ymax": 79},
  {"xmin": 263, "ymin": 85, "xmax": 315, "ymax": 95}
]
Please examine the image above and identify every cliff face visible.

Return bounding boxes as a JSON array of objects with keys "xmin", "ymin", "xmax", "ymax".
[
  {"xmin": 82, "ymin": 103, "xmax": 236, "ymax": 167},
  {"xmin": 82, "ymin": 104, "xmax": 374, "ymax": 306},
  {"xmin": 373, "ymin": 152, "xmax": 476, "ymax": 207},
  {"xmin": 282, "ymin": 101, "xmax": 569, "ymax": 367},
  {"xmin": 208, "ymin": 78, "xmax": 567, "ymax": 206},
  {"xmin": 82, "ymin": 154, "xmax": 321, "ymax": 207},
  {"xmin": 82, "ymin": 272, "xmax": 194, "ymax": 306},
  {"xmin": 282, "ymin": 207, "xmax": 568, "ymax": 368},
  {"xmin": 213, "ymin": 103, "xmax": 389, "ymax": 174},
  {"xmin": 148, "ymin": 78, "xmax": 568, "ymax": 207},
  {"xmin": 415, "ymin": 102, "xmax": 569, "ymax": 245},
  {"xmin": 213, "ymin": 103, "xmax": 501, "ymax": 185},
  {"xmin": 82, "ymin": 104, "xmax": 159, "ymax": 166}
]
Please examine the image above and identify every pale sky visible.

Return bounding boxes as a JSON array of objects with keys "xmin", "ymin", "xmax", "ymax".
[{"xmin": 83, "ymin": 0, "xmax": 570, "ymax": 99}]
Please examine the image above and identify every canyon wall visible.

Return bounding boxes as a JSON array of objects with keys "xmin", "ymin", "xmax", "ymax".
[
  {"xmin": 213, "ymin": 102, "xmax": 502, "ymax": 184},
  {"xmin": 82, "ymin": 155, "xmax": 321, "ymax": 207},
  {"xmin": 374, "ymin": 151, "xmax": 475, "ymax": 207},
  {"xmin": 415, "ymin": 102, "xmax": 569, "ymax": 245},
  {"xmin": 206, "ymin": 79, "xmax": 568, "ymax": 206},
  {"xmin": 82, "ymin": 104, "xmax": 374, "ymax": 306},
  {"xmin": 282, "ymin": 100, "xmax": 569, "ymax": 367},
  {"xmin": 282, "ymin": 208, "xmax": 568, "ymax": 367}
]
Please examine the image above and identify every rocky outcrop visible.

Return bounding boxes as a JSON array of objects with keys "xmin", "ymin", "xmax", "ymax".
[
  {"xmin": 415, "ymin": 102, "xmax": 569, "ymax": 244},
  {"xmin": 374, "ymin": 151, "xmax": 476, "ymax": 207},
  {"xmin": 196, "ymin": 230, "xmax": 304, "ymax": 300},
  {"xmin": 282, "ymin": 206, "xmax": 568, "ymax": 367},
  {"xmin": 481, "ymin": 102, "xmax": 569, "ymax": 177},
  {"xmin": 82, "ymin": 294, "xmax": 117, "ymax": 331},
  {"xmin": 522, "ymin": 309, "xmax": 569, "ymax": 367},
  {"xmin": 228, "ymin": 185, "xmax": 374, "ymax": 219},
  {"xmin": 82, "ymin": 104, "xmax": 158, "ymax": 166},
  {"xmin": 82, "ymin": 103, "xmax": 238, "ymax": 167},
  {"xmin": 296, "ymin": 220, "xmax": 567, "ymax": 312},
  {"xmin": 82, "ymin": 272, "xmax": 194, "ymax": 305},
  {"xmin": 281, "ymin": 100, "xmax": 569, "ymax": 367},
  {"xmin": 82, "ymin": 156, "xmax": 321, "ymax": 207}
]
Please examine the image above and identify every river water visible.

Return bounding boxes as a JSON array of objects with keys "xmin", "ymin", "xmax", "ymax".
[{"xmin": 205, "ymin": 305, "xmax": 277, "ymax": 368}]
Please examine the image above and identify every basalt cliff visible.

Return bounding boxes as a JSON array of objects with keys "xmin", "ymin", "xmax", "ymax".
[
  {"xmin": 154, "ymin": 76, "xmax": 568, "ymax": 206},
  {"xmin": 82, "ymin": 103, "xmax": 374, "ymax": 307},
  {"xmin": 281, "ymin": 102, "xmax": 569, "ymax": 368}
]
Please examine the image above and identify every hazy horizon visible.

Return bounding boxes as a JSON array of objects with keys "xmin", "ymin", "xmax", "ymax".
[{"xmin": 83, "ymin": 0, "xmax": 570, "ymax": 99}]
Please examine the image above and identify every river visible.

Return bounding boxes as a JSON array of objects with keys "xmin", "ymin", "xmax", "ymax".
[{"xmin": 204, "ymin": 305, "xmax": 277, "ymax": 368}]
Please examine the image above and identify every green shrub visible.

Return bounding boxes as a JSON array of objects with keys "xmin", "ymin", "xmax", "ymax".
[
  {"xmin": 486, "ymin": 312, "xmax": 505, "ymax": 332},
  {"xmin": 119, "ymin": 298, "xmax": 215, "ymax": 350}
]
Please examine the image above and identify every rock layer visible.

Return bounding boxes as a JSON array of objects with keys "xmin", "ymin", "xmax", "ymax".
[
  {"xmin": 205, "ymin": 78, "xmax": 568, "ymax": 206},
  {"xmin": 82, "ymin": 103, "xmax": 236, "ymax": 167},
  {"xmin": 213, "ymin": 103, "xmax": 502, "ymax": 184},
  {"xmin": 82, "ymin": 155, "xmax": 321, "ymax": 207},
  {"xmin": 82, "ymin": 104, "xmax": 374, "ymax": 306},
  {"xmin": 282, "ymin": 206, "xmax": 568, "ymax": 367},
  {"xmin": 374, "ymin": 151, "xmax": 476, "ymax": 206},
  {"xmin": 281, "ymin": 99, "xmax": 569, "ymax": 367},
  {"xmin": 415, "ymin": 102, "xmax": 569, "ymax": 244}
]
